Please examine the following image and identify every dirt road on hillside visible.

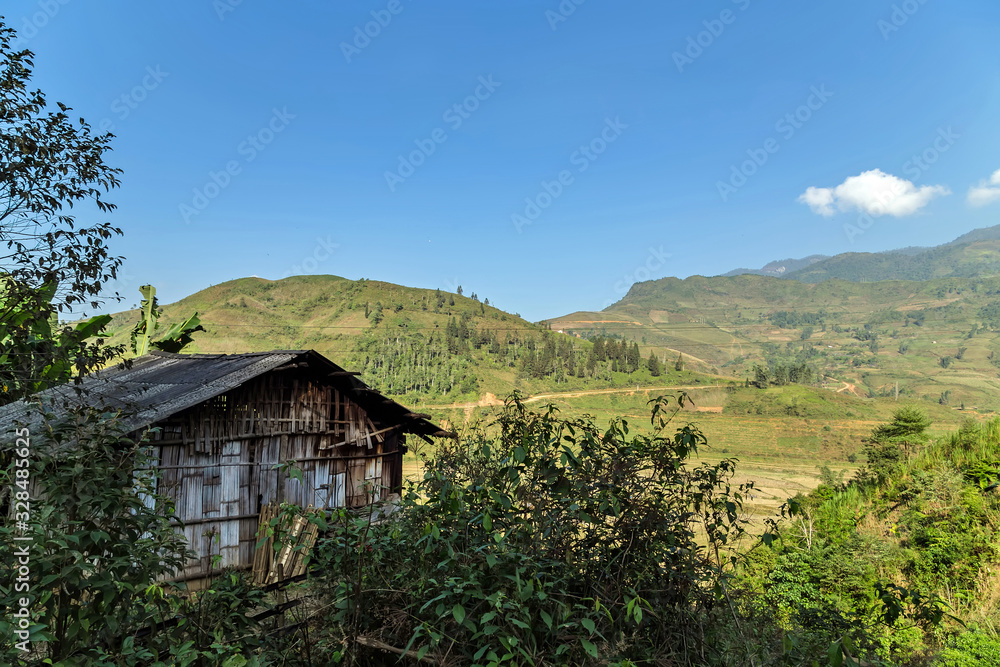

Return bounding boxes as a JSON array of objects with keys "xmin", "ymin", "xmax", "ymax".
[
  {"xmin": 835, "ymin": 381, "xmax": 863, "ymax": 397},
  {"xmin": 421, "ymin": 384, "xmax": 729, "ymax": 411}
]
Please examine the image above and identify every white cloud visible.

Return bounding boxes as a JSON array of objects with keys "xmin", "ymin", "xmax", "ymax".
[
  {"xmin": 798, "ymin": 169, "xmax": 950, "ymax": 218},
  {"xmin": 798, "ymin": 186, "xmax": 836, "ymax": 217},
  {"xmin": 968, "ymin": 168, "xmax": 1000, "ymax": 208}
]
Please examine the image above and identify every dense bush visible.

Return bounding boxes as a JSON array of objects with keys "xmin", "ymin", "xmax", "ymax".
[
  {"xmin": 308, "ymin": 394, "xmax": 768, "ymax": 665},
  {"xmin": 747, "ymin": 411, "xmax": 1000, "ymax": 666},
  {"xmin": 936, "ymin": 630, "xmax": 1000, "ymax": 666}
]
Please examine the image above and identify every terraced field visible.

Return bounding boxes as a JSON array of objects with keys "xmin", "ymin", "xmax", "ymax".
[{"xmin": 403, "ymin": 382, "xmax": 972, "ymax": 527}]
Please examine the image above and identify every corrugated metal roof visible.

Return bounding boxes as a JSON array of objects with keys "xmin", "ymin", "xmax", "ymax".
[{"xmin": 0, "ymin": 350, "xmax": 445, "ymax": 438}]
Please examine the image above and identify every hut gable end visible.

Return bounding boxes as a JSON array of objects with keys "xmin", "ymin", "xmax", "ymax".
[{"xmin": 153, "ymin": 373, "xmax": 385, "ymax": 456}]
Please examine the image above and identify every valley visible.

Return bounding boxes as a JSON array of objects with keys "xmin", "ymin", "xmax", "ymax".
[{"xmin": 97, "ymin": 226, "xmax": 1000, "ymax": 534}]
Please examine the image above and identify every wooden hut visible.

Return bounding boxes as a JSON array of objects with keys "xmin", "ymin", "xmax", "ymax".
[{"xmin": 0, "ymin": 350, "xmax": 448, "ymax": 583}]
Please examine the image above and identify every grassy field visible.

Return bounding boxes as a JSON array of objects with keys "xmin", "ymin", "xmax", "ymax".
[{"xmin": 405, "ymin": 383, "xmax": 973, "ymax": 526}]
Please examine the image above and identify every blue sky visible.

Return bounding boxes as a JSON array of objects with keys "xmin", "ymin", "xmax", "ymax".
[{"xmin": 5, "ymin": 0, "xmax": 999, "ymax": 321}]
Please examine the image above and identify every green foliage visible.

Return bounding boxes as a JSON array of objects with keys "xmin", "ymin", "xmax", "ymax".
[
  {"xmin": 856, "ymin": 407, "xmax": 931, "ymax": 487},
  {"xmin": 750, "ymin": 362, "xmax": 815, "ymax": 389},
  {"xmin": 725, "ymin": 385, "xmax": 868, "ymax": 419},
  {"xmin": 0, "ymin": 282, "xmax": 114, "ymax": 403},
  {"xmin": 308, "ymin": 394, "xmax": 762, "ymax": 665},
  {"xmin": 0, "ymin": 21, "xmax": 123, "ymax": 312},
  {"xmin": 0, "ymin": 20, "xmax": 125, "ymax": 402},
  {"xmin": 130, "ymin": 285, "xmax": 205, "ymax": 356},
  {"xmin": 0, "ymin": 407, "xmax": 192, "ymax": 662},
  {"xmin": 647, "ymin": 352, "xmax": 662, "ymax": 376},
  {"xmin": 152, "ymin": 312, "xmax": 205, "ymax": 353},
  {"xmin": 936, "ymin": 630, "xmax": 1000, "ymax": 666},
  {"xmin": 769, "ymin": 311, "xmax": 826, "ymax": 329},
  {"xmin": 747, "ymin": 413, "xmax": 1000, "ymax": 665}
]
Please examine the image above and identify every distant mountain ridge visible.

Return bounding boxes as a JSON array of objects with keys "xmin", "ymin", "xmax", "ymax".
[
  {"xmin": 721, "ymin": 255, "xmax": 828, "ymax": 278},
  {"xmin": 720, "ymin": 224, "xmax": 1000, "ymax": 283}
]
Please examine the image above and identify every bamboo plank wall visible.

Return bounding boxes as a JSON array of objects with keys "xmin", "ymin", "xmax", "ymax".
[{"xmin": 150, "ymin": 372, "xmax": 404, "ymax": 580}]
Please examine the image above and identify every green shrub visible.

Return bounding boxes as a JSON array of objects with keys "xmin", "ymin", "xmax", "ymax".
[
  {"xmin": 309, "ymin": 393, "xmax": 766, "ymax": 665},
  {"xmin": 936, "ymin": 630, "xmax": 1000, "ymax": 666}
]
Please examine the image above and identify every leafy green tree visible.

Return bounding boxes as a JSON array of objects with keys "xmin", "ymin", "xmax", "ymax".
[
  {"xmin": 0, "ymin": 22, "xmax": 124, "ymax": 400},
  {"xmin": 0, "ymin": 283, "xmax": 111, "ymax": 403}
]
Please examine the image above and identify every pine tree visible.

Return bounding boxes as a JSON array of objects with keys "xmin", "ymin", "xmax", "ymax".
[
  {"xmin": 628, "ymin": 342, "xmax": 640, "ymax": 373},
  {"xmin": 753, "ymin": 364, "xmax": 769, "ymax": 388},
  {"xmin": 648, "ymin": 353, "xmax": 662, "ymax": 377}
]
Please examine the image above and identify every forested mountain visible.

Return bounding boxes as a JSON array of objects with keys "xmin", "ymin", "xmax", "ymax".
[{"xmin": 101, "ymin": 276, "xmax": 707, "ymax": 401}]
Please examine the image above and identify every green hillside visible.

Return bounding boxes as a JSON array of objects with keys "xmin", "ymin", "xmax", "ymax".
[
  {"xmin": 783, "ymin": 224, "xmax": 1000, "ymax": 283},
  {"xmin": 549, "ymin": 273, "xmax": 1000, "ymax": 411},
  {"xmin": 101, "ymin": 275, "xmax": 717, "ymax": 402},
  {"xmin": 786, "ymin": 238, "xmax": 1000, "ymax": 283},
  {"xmin": 720, "ymin": 224, "xmax": 1000, "ymax": 284}
]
